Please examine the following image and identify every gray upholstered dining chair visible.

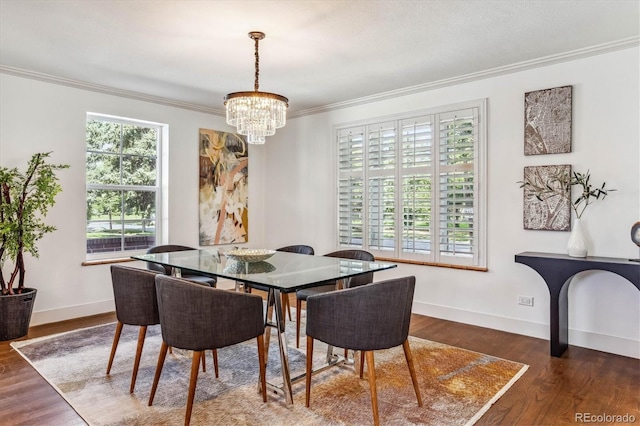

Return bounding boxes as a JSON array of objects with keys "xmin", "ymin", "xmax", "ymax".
[
  {"xmin": 147, "ymin": 245, "xmax": 220, "ymax": 373},
  {"xmin": 148, "ymin": 275, "xmax": 267, "ymax": 426},
  {"xmin": 146, "ymin": 244, "xmax": 217, "ymax": 287},
  {"xmin": 276, "ymin": 244, "xmax": 315, "ymax": 255},
  {"xmin": 304, "ymin": 276, "xmax": 423, "ymax": 426},
  {"xmin": 243, "ymin": 244, "xmax": 315, "ymax": 322},
  {"xmin": 107, "ymin": 265, "xmax": 161, "ymax": 394},
  {"xmin": 295, "ymin": 249, "xmax": 374, "ymax": 348},
  {"xmin": 274, "ymin": 245, "xmax": 314, "ymax": 320}
]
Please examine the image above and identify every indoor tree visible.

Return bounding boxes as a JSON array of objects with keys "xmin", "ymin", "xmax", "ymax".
[{"xmin": 0, "ymin": 152, "xmax": 69, "ymax": 295}]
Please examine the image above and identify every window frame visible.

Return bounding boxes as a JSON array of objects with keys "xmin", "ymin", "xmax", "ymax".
[
  {"xmin": 85, "ymin": 113, "xmax": 164, "ymax": 260},
  {"xmin": 336, "ymin": 99, "xmax": 487, "ymax": 268}
]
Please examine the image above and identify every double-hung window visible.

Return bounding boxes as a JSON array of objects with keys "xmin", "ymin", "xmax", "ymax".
[
  {"xmin": 337, "ymin": 99, "xmax": 486, "ymax": 268},
  {"xmin": 85, "ymin": 114, "xmax": 162, "ymax": 257}
]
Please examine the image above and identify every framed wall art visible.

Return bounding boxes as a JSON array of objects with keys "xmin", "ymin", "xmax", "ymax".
[
  {"xmin": 524, "ymin": 85, "xmax": 572, "ymax": 155},
  {"xmin": 198, "ymin": 129, "xmax": 249, "ymax": 245},
  {"xmin": 522, "ymin": 164, "xmax": 571, "ymax": 231}
]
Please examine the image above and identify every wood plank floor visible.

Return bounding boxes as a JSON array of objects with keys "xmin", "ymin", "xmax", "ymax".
[{"xmin": 1, "ymin": 309, "xmax": 638, "ymax": 425}]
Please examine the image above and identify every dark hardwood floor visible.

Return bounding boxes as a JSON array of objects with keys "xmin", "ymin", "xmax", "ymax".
[{"xmin": 1, "ymin": 306, "xmax": 638, "ymax": 425}]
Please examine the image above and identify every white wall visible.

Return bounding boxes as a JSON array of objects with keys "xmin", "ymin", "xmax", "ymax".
[
  {"xmin": 265, "ymin": 47, "xmax": 640, "ymax": 358},
  {"xmin": 1, "ymin": 46, "xmax": 638, "ymax": 358},
  {"xmin": 0, "ymin": 74, "xmax": 268, "ymax": 324}
]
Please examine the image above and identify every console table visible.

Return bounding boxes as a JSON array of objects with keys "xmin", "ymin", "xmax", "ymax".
[{"xmin": 515, "ymin": 251, "xmax": 640, "ymax": 357}]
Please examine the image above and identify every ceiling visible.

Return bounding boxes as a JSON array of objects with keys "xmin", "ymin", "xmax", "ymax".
[{"xmin": 1, "ymin": 0, "xmax": 638, "ymax": 117}]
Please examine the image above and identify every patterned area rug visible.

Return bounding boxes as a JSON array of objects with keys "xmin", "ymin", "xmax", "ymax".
[{"xmin": 11, "ymin": 321, "xmax": 527, "ymax": 425}]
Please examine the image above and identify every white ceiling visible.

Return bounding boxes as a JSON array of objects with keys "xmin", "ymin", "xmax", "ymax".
[{"xmin": 1, "ymin": 0, "xmax": 638, "ymax": 116}]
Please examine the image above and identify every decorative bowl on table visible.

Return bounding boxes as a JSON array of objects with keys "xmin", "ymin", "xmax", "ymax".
[
  {"xmin": 224, "ymin": 260, "xmax": 276, "ymax": 274},
  {"xmin": 225, "ymin": 248, "xmax": 276, "ymax": 263}
]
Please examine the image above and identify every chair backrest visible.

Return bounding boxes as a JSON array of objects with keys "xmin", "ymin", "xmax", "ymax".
[
  {"xmin": 324, "ymin": 249, "xmax": 375, "ymax": 288},
  {"xmin": 155, "ymin": 275, "xmax": 265, "ymax": 351},
  {"xmin": 276, "ymin": 245, "xmax": 315, "ymax": 255},
  {"xmin": 146, "ymin": 244, "xmax": 198, "ymax": 275},
  {"xmin": 306, "ymin": 276, "xmax": 415, "ymax": 351},
  {"xmin": 110, "ymin": 265, "xmax": 161, "ymax": 326}
]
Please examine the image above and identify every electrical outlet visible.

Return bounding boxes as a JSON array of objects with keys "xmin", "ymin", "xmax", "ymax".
[{"xmin": 517, "ymin": 295, "xmax": 534, "ymax": 307}]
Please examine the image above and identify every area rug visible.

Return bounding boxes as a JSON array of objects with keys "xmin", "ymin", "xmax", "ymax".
[{"xmin": 11, "ymin": 321, "xmax": 528, "ymax": 425}]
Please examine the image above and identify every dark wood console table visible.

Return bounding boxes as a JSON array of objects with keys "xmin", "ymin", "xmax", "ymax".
[{"xmin": 515, "ymin": 251, "xmax": 640, "ymax": 357}]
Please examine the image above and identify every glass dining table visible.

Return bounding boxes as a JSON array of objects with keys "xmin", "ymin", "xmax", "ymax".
[{"xmin": 131, "ymin": 248, "xmax": 397, "ymax": 405}]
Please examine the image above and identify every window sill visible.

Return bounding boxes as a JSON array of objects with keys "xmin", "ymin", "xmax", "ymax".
[
  {"xmin": 374, "ymin": 256, "xmax": 488, "ymax": 272},
  {"xmin": 81, "ymin": 258, "xmax": 137, "ymax": 267}
]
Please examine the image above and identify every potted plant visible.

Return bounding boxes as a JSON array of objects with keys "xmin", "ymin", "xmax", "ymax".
[
  {"xmin": 0, "ymin": 152, "xmax": 69, "ymax": 340},
  {"xmin": 519, "ymin": 169, "xmax": 615, "ymax": 257}
]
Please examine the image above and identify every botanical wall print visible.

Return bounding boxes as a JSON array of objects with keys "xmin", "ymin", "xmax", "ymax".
[
  {"xmin": 522, "ymin": 165, "xmax": 571, "ymax": 231},
  {"xmin": 524, "ymin": 85, "xmax": 572, "ymax": 155},
  {"xmin": 199, "ymin": 129, "xmax": 248, "ymax": 245}
]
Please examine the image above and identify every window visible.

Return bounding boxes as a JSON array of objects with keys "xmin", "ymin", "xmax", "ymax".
[
  {"xmin": 337, "ymin": 100, "xmax": 486, "ymax": 268},
  {"xmin": 86, "ymin": 114, "xmax": 162, "ymax": 256}
]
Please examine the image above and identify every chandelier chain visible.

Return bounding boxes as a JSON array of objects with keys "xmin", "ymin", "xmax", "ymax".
[{"xmin": 254, "ymin": 36, "xmax": 260, "ymax": 92}]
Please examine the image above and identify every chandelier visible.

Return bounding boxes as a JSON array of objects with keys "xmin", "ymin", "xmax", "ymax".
[{"xmin": 224, "ymin": 32, "xmax": 288, "ymax": 145}]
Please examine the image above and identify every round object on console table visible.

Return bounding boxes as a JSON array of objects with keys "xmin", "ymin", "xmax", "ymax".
[{"xmin": 631, "ymin": 221, "xmax": 640, "ymax": 247}]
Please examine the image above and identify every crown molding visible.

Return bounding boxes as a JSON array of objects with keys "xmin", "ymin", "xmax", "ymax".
[
  {"xmin": 289, "ymin": 36, "xmax": 640, "ymax": 118},
  {"xmin": 2, "ymin": 37, "xmax": 637, "ymax": 119},
  {"xmin": 0, "ymin": 65, "xmax": 226, "ymax": 116}
]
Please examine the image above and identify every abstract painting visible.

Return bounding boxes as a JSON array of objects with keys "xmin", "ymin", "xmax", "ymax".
[
  {"xmin": 524, "ymin": 85, "xmax": 572, "ymax": 155},
  {"xmin": 522, "ymin": 165, "xmax": 571, "ymax": 231},
  {"xmin": 199, "ymin": 129, "xmax": 248, "ymax": 245}
]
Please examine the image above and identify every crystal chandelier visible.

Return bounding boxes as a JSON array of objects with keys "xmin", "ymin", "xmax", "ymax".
[{"xmin": 224, "ymin": 32, "xmax": 288, "ymax": 144}]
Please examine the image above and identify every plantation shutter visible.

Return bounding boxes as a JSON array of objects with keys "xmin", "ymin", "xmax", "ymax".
[
  {"xmin": 338, "ymin": 126, "xmax": 365, "ymax": 247},
  {"xmin": 367, "ymin": 122, "xmax": 396, "ymax": 252},
  {"xmin": 400, "ymin": 116, "xmax": 432, "ymax": 256},
  {"xmin": 435, "ymin": 108, "xmax": 478, "ymax": 264}
]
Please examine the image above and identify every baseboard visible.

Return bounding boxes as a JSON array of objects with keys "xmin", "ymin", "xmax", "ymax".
[
  {"xmin": 30, "ymin": 299, "xmax": 115, "ymax": 327},
  {"xmin": 568, "ymin": 329, "xmax": 640, "ymax": 360},
  {"xmin": 412, "ymin": 301, "xmax": 640, "ymax": 359}
]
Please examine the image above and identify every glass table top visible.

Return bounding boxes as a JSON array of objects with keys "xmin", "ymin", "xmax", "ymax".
[{"xmin": 132, "ymin": 249, "xmax": 397, "ymax": 292}]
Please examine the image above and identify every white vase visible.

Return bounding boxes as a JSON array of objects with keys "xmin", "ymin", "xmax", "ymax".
[{"xmin": 567, "ymin": 218, "xmax": 588, "ymax": 257}]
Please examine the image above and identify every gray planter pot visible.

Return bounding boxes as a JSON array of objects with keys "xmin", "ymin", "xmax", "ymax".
[{"xmin": 0, "ymin": 288, "xmax": 37, "ymax": 341}]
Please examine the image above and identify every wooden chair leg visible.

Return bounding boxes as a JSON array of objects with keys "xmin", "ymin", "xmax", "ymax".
[
  {"xmin": 305, "ymin": 336, "xmax": 314, "ymax": 407},
  {"xmin": 185, "ymin": 351, "xmax": 202, "ymax": 426},
  {"xmin": 402, "ymin": 339, "xmax": 423, "ymax": 406},
  {"xmin": 359, "ymin": 350, "xmax": 365, "ymax": 378},
  {"xmin": 296, "ymin": 299, "xmax": 302, "ymax": 348},
  {"xmin": 212, "ymin": 349, "xmax": 219, "ymax": 378},
  {"xmin": 199, "ymin": 350, "xmax": 219, "ymax": 376},
  {"xmin": 130, "ymin": 325, "xmax": 147, "ymax": 393},
  {"xmin": 365, "ymin": 351, "xmax": 380, "ymax": 426},
  {"xmin": 148, "ymin": 341, "xmax": 170, "ymax": 406},
  {"xmin": 106, "ymin": 321, "xmax": 123, "ymax": 374},
  {"xmin": 256, "ymin": 335, "xmax": 267, "ymax": 402}
]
